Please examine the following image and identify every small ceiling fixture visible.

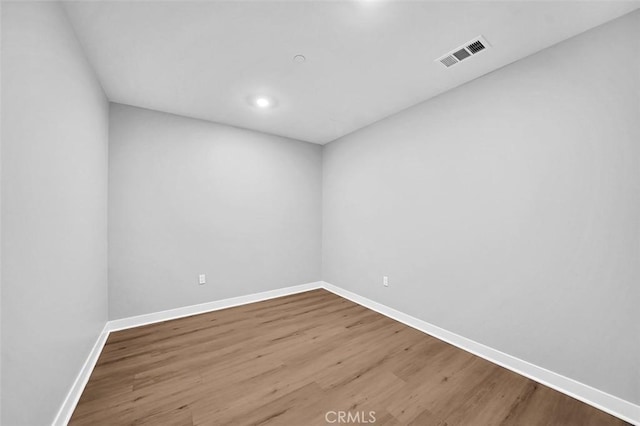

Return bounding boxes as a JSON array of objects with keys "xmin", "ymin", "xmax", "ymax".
[
  {"xmin": 293, "ymin": 54, "xmax": 306, "ymax": 63},
  {"xmin": 254, "ymin": 96, "xmax": 272, "ymax": 108}
]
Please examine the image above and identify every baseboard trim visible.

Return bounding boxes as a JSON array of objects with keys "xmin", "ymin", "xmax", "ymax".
[
  {"xmin": 108, "ymin": 281, "xmax": 323, "ymax": 332},
  {"xmin": 52, "ymin": 281, "xmax": 638, "ymax": 425},
  {"xmin": 321, "ymin": 281, "xmax": 639, "ymax": 425},
  {"xmin": 52, "ymin": 281, "xmax": 323, "ymax": 425},
  {"xmin": 52, "ymin": 323, "xmax": 110, "ymax": 426}
]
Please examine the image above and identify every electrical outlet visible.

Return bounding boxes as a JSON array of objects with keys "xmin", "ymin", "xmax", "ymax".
[
  {"xmin": 198, "ymin": 274, "xmax": 206, "ymax": 285},
  {"xmin": 383, "ymin": 276, "xmax": 389, "ymax": 287}
]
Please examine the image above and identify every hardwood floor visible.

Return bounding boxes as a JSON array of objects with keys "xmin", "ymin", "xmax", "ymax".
[{"xmin": 70, "ymin": 289, "xmax": 628, "ymax": 425}]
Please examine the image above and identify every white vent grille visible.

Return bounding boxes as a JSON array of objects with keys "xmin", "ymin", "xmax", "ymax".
[
  {"xmin": 467, "ymin": 40, "xmax": 486, "ymax": 54},
  {"xmin": 440, "ymin": 55, "xmax": 458, "ymax": 67},
  {"xmin": 435, "ymin": 36, "xmax": 490, "ymax": 68}
]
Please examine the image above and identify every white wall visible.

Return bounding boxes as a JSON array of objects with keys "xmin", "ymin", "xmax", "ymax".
[
  {"xmin": 108, "ymin": 104, "xmax": 322, "ymax": 319},
  {"xmin": 323, "ymin": 10, "xmax": 639, "ymax": 405},
  {"xmin": 1, "ymin": 2, "xmax": 109, "ymax": 425}
]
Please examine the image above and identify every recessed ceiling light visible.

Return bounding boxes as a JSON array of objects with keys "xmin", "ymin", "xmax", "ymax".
[
  {"xmin": 255, "ymin": 97, "xmax": 271, "ymax": 108},
  {"xmin": 293, "ymin": 54, "xmax": 306, "ymax": 63}
]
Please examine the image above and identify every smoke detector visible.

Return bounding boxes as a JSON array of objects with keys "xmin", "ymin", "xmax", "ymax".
[{"xmin": 436, "ymin": 36, "xmax": 491, "ymax": 68}]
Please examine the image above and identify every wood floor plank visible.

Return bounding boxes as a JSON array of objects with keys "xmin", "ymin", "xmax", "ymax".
[{"xmin": 69, "ymin": 289, "xmax": 629, "ymax": 425}]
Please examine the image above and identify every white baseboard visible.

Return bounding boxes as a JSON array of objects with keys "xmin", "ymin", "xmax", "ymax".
[
  {"xmin": 108, "ymin": 281, "xmax": 323, "ymax": 332},
  {"xmin": 51, "ymin": 281, "xmax": 323, "ymax": 425},
  {"xmin": 52, "ymin": 280, "xmax": 639, "ymax": 426},
  {"xmin": 321, "ymin": 281, "xmax": 640, "ymax": 425},
  {"xmin": 52, "ymin": 323, "xmax": 110, "ymax": 426}
]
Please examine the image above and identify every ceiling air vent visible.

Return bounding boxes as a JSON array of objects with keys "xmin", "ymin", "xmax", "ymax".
[
  {"xmin": 440, "ymin": 55, "xmax": 458, "ymax": 68},
  {"xmin": 467, "ymin": 40, "xmax": 486, "ymax": 54},
  {"xmin": 436, "ymin": 36, "xmax": 490, "ymax": 68}
]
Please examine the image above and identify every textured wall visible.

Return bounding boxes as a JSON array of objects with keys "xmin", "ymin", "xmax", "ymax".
[
  {"xmin": 1, "ymin": 3, "xmax": 109, "ymax": 424},
  {"xmin": 108, "ymin": 104, "xmax": 322, "ymax": 319},
  {"xmin": 323, "ymin": 11, "xmax": 639, "ymax": 404}
]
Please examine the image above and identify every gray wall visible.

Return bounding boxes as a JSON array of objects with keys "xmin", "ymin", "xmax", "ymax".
[
  {"xmin": 1, "ymin": 2, "xmax": 109, "ymax": 425},
  {"xmin": 323, "ymin": 10, "xmax": 639, "ymax": 404},
  {"xmin": 109, "ymin": 104, "xmax": 322, "ymax": 319}
]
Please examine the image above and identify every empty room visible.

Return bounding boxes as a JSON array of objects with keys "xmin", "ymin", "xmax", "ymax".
[{"xmin": 1, "ymin": 0, "xmax": 639, "ymax": 425}]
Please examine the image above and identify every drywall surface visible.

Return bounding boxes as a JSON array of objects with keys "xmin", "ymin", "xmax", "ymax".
[
  {"xmin": 1, "ymin": 2, "xmax": 109, "ymax": 425},
  {"xmin": 109, "ymin": 104, "xmax": 322, "ymax": 319},
  {"xmin": 323, "ymin": 11, "xmax": 639, "ymax": 404}
]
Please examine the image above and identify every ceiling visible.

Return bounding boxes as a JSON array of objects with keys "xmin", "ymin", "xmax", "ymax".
[{"xmin": 63, "ymin": 1, "xmax": 639, "ymax": 144}]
